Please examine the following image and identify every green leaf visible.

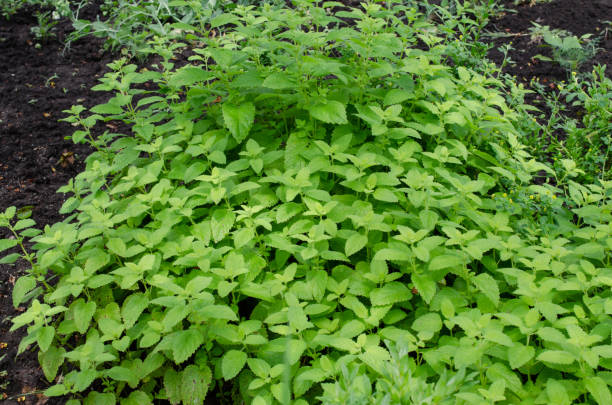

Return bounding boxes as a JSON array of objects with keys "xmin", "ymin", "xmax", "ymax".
[
  {"xmin": 211, "ymin": 209, "xmax": 235, "ymax": 243},
  {"xmin": 473, "ymin": 273, "xmax": 500, "ymax": 307},
  {"xmin": 73, "ymin": 299, "xmax": 96, "ymax": 335},
  {"xmin": 412, "ymin": 274, "xmax": 436, "ymax": 304},
  {"xmin": 370, "ymin": 282, "xmax": 411, "ymax": 306},
  {"xmin": 168, "ymin": 67, "xmax": 213, "ymax": 87},
  {"xmin": 546, "ymin": 379, "xmax": 570, "ymax": 405},
  {"xmin": 308, "ymin": 101, "xmax": 347, "ymax": 124},
  {"xmin": 38, "ymin": 326, "xmax": 55, "ymax": 352},
  {"xmin": 508, "ymin": 344, "xmax": 535, "ymax": 369},
  {"xmin": 197, "ymin": 304, "xmax": 238, "ymax": 321},
  {"xmin": 222, "ymin": 350, "xmax": 247, "ymax": 380},
  {"xmin": 537, "ymin": 350, "xmax": 576, "ymax": 365},
  {"xmin": 0, "ymin": 239, "xmax": 18, "ymax": 252},
  {"xmin": 585, "ymin": 376, "xmax": 612, "ymax": 405},
  {"xmin": 38, "ymin": 346, "xmax": 65, "ymax": 381},
  {"xmin": 171, "ymin": 329, "xmax": 204, "ymax": 364},
  {"xmin": 121, "ymin": 293, "xmax": 148, "ymax": 329},
  {"xmin": 234, "ymin": 227, "xmax": 254, "ymax": 249},
  {"xmin": 248, "ymin": 358, "xmax": 271, "ymax": 378},
  {"xmin": 84, "ymin": 391, "xmax": 116, "ymax": 405},
  {"xmin": 164, "ymin": 369, "xmax": 181, "ymax": 405},
  {"xmin": 222, "ymin": 102, "xmax": 255, "ymax": 143},
  {"xmin": 429, "ymin": 254, "xmax": 466, "ymax": 271},
  {"xmin": 263, "ymin": 72, "xmax": 295, "ymax": 90},
  {"xmin": 13, "ymin": 276, "xmax": 36, "ymax": 308},
  {"xmin": 345, "ymin": 234, "xmax": 367, "ymax": 257},
  {"xmin": 286, "ymin": 339, "xmax": 307, "ymax": 365},
  {"xmin": 181, "ymin": 365, "xmax": 211, "ymax": 405},
  {"xmin": 412, "ymin": 313, "xmax": 442, "ymax": 339}
]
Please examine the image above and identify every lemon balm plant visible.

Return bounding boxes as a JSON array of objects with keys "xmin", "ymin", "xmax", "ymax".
[{"xmin": 2, "ymin": 1, "xmax": 612, "ymax": 404}]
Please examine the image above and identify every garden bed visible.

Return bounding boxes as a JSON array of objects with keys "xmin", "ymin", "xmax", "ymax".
[{"xmin": 0, "ymin": 0, "xmax": 610, "ymax": 404}]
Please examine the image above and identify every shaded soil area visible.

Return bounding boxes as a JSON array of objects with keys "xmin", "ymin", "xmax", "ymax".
[
  {"xmin": 0, "ymin": 4, "xmax": 113, "ymax": 404},
  {"xmin": 487, "ymin": 0, "xmax": 612, "ymax": 87}
]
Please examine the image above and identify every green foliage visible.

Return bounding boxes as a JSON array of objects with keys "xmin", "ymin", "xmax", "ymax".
[
  {"xmin": 529, "ymin": 23, "xmax": 599, "ymax": 73},
  {"xmin": 2, "ymin": 1, "xmax": 612, "ymax": 405}
]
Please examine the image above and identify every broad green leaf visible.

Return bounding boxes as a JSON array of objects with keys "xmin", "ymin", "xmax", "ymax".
[
  {"xmin": 39, "ymin": 346, "xmax": 65, "ymax": 382},
  {"xmin": 429, "ymin": 254, "xmax": 466, "ymax": 271},
  {"xmin": 171, "ymin": 329, "xmax": 204, "ymax": 364},
  {"xmin": 13, "ymin": 275, "xmax": 36, "ymax": 308},
  {"xmin": 222, "ymin": 102, "xmax": 255, "ymax": 143},
  {"xmin": 181, "ymin": 365, "xmax": 211, "ymax": 405},
  {"xmin": 222, "ymin": 350, "xmax": 247, "ymax": 380},
  {"xmin": 84, "ymin": 391, "xmax": 116, "ymax": 405},
  {"xmin": 508, "ymin": 344, "xmax": 534, "ymax": 369},
  {"xmin": 0, "ymin": 239, "xmax": 18, "ymax": 252},
  {"xmin": 211, "ymin": 209, "xmax": 235, "ymax": 243},
  {"xmin": 168, "ymin": 67, "xmax": 213, "ymax": 87},
  {"xmin": 473, "ymin": 273, "xmax": 500, "ymax": 307},
  {"xmin": 370, "ymin": 282, "xmax": 411, "ymax": 306},
  {"xmin": 585, "ymin": 376, "xmax": 612, "ymax": 405},
  {"xmin": 263, "ymin": 72, "xmax": 295, "ymax": 90},
  {"xmin": 38, "ymin": 325, "xmax": 55, "ymax": 352},
  {"xmin": 412, "ymin": 313, "xmax": 442, "ymax": 339},
  {"xmin": 121, "ymin": 293, "xmax": 148, "ymax": 329},
  {"xmin": 537, "ymin": 350, "xmax": 575, "ymax": 365},
  {"xmin": 345, "ymin": 234, "xmax": 367, "ymax": 257},
  {"xmin": 308, "ymin": 101, "xmax": 347, "ymax": 124},
  {"xmin": 546, "ymin": 379, "xmax": 570, "ymax": 405},
  {"xmin": 73, "ymin": 299, "xmax": 96, "ymax": 334},
  {"xmin": 412, "ymin": 274, "xmax": 436, "ymax": 304},
  {"xmin": 164, "ymin": 369, "xmax": 181, "ymax": 405}
]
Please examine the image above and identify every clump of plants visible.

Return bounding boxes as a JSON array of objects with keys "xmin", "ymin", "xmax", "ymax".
[
  {"xmin": 529, "ymin": 23, "xmax": 599, "ymax": 74},
  {"xmin": 2, "ymin": 1, "xmax": 612, "ymax": 405}
]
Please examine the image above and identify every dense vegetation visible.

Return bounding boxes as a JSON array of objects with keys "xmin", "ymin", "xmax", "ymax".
[{"xmin": 1, "ymin": 1, "xmax": 611, "ymax": 404}]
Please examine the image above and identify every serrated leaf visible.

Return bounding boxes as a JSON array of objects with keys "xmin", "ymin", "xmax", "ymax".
[
  {"xmin": 0, "ymin": 239, "xmax": 18, "ymax": 252},
  {"xmin": 508, "ymin": 344, "xmax": 534, "ymax": 369},
  {"xmin": 197, "ymin": 304, "xmax": 237, "ymax": 321},
  {"xmin": 585, "ymin": 376, "xmax": 612, "ymax": 405},
  {"xmin": 412, "ymin": 313, "xmax": 442, "ymax": 334},
  {"xmin": 38, "ymin": 326, "xmax": 55, "ymax": 352},
  {"xmin": 211, "ymin": 209, "xmax": 235, "ymax": 243},
  {"xmin": 73, "ymin": 299, "xmax": 96, "ymax": 334},
  {"xmin": 168, "ymin": 67, "xmax": 213, "ymax": 87},
  {"xmin": 38, "ymin": 346, "xmax": 65, "ymax": 382},
  {"xmin": 84, "ymin": 391, "xmax": 115, "ymax": 405},
  {"xmin": 121, "ymin": 293, "xmax": 148, "ymax": 329},
  {"xmin": 473, "ymin": 273, "xmax": 499, "ymax": 307},
  {"xmin": 164, "ymin": 369, "xmax": 181, "ymax": 405},
  {"xmin": 412, "ymin": 274, "xmax": 436, "ymax": 304},
  {"xmin": 222, "ymin": 350, "xmax": 247, "ymax": 380},
  {"xmin": 308, "ymin": 100, "xmax": 347, "ymax": 124},
  {"xmin": 345, "ymin": 234, "xmax": 367, "ymax": 257},
  {"xmin": 537, "ymin": 350, "xmax": 575, "ymax": 364},
  {"xmin": 263, "ymin": 72, "xmax": 295, "ymax": 90},
  {"xmin": 247, "ymin": 358, "xmax": 271, "ymax": 378},
  {"xmin": 171, "ymin": 329, "xmax": 204, "ymax": 364},
  {"xmin": 370, "ymin": 282, "xmax": 411, "ymax": 306},
  {"xmin": 13, "ymin": 276, "xmax": 36, "ymax": 308},
  {"xmin": 181, "ymin": 365, "xmax": 211, "ymax": 405},
  {"xmin": 286, "ymin": 339, "xmax": 307, "ymax": 365},
  {"xmin": 223, "ymin": 102, "xmax": 255, "ymax": 143},
  {"xmin": 429, "ymin": 254, "xmax": 465, "ymax": 271},
  {"xmin": 546, "ymin": 379, "xmax": 570, "ymax": 405}
]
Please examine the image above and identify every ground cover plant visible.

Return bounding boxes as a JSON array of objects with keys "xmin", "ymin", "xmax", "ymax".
[{"xmin": 1, "ymin": 0, "xmax": 611, "ymax": 404}]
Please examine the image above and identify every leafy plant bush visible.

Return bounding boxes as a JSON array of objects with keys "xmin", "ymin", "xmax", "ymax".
[
  {"xmin": 529, "ymin": 23, "xmax": 599, "ymax": 74},
  {"xmin": 3, "ymin": 2, "xmax": 612, "ymax": 405}
]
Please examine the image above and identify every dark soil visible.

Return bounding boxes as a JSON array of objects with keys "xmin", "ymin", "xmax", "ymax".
[
  {"xmin": 0, "ymin": 0, "xmax": 610, "ymax": 404},
  {"xmin": 487, "ymin": 0, "xmax": 612, "ymax": 86},
  {"xmin": 0, "ymin": 4, "xmax": 114, "ymax": 404}
]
